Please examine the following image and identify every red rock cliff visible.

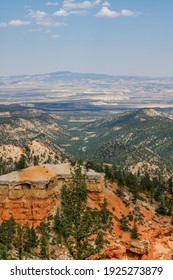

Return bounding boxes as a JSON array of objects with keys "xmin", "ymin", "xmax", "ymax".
[
  {"xmin": 0, "ymin": 163, "xmax": 104, "ymax": 225},
  {"xmin": 0, "ymin": 164, "xmax": 172, "ymax": 259}
]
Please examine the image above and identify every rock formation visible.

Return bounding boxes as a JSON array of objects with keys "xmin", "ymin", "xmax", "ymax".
[
  {"xmin": 0, "ymin": 163, "xmax": 104, "ymax": 224},
  {"xmin": 0, "ymin": 164, "xmax": 172, "ymax": 260}
]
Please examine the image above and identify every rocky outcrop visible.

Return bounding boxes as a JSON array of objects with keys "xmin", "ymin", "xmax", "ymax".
[
  {"xmin": 103, "ymin": 228, "xmax": 173, "ymax": 260},
  {"xmin": 0, "ymin": 165, "xmax": 173, "ymax": 260},
  {"xmin": 0, "ymin": 163, "xmax": 104, "ymax": 224}
]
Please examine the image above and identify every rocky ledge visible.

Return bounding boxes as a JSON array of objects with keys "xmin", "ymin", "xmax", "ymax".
[{"xmin": 0, "ymin": 163, "xmax": 104, "ymax": 224}]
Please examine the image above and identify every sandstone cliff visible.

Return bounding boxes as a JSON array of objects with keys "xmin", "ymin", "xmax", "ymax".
[
  {"xmin": 0, "ymin": 164, "xmax": 172, "ymax": 260},
  {"xmin": 0, "ymin": 163, "xmax": 104, "ymax": 224}
]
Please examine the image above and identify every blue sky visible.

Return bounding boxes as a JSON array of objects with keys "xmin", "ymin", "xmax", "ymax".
[{"xmin": 0, "ymin": 0, "xmax": 173, "ymax": 76}]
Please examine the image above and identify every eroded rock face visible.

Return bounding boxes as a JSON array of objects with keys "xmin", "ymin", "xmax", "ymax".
[
  {"xmin": 0, "ymin": 165, "xmax": 173, "ymax": 260},
  {"xmin": 0, "ymin": 163, "xmax": 104, "ymax": 224},
  {"xmin": 128, "ymin": 240, "xmax": 149, "ymax": 255},
  {"xmin": 102, "ymin": 231, "xmax": 173, "ymax": 260}
]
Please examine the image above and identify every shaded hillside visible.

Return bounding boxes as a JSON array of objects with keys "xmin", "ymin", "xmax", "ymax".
[
  {"xmin": 0, "ymin": 107, "xmax": 69, "ymax": 153},
  {"xmin": 90, "ymin": 108, "xmax": 173, "ymax": 175}
]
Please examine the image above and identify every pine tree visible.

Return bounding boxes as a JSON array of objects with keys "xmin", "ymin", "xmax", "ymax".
[
  {"xmin": 131, "ymin": 222, "xmax": 139, "ymax": 239},
  {"xmin": 23, "ymin": 223, "xmax": 32, "ymax": 253},
  {"xmin": 40, "ymin": 235, "xmax": 49, "ymax": 259},
  {"xmin": 53, "ymin": 209, "xmax": 63, "ymax": 245},
  {"xmin": 171, "ymin": 215, "xmax": 173, "ymax": 225},
  {"xmin": 14, "ymin": 224, "xmax": 23, "ymax": 259},
  {"xmin": 0, "ymin": 216, "xmax": 16, "ymax": 249},
  {"xmin": 59, "ymin": 163, "xmax": 108, "ymax": 259},
  {"xmin": 30, "ymin": 224, "xmax": 38, "ymax": 248},
  {"xmin": 156, "ymin": 199, "xmax": 167, "ymax": 216},
  {"xmin": 15, "ymin": 154, "xmax": 27, "ymax": 170},
  {"xmin": 167, "ymin": 177, "xmax": 173, "ymax": 194},
  {"xmin": 37, "ymin": 220, "xmax": 50, "ymax": 259},
  {"xmin": 0, "ymin": 244, "xmax": 8, "ymax": 259},
  {"xmin": 33, "ymin": 155, "xmax": 39, "ymax": 166},
  {"xmin": 125, "ymin": 172, "xmax": 139, "ymax": 200},
  {"xmin": 100, "ymin": 198, "xmax": 113, "ymax": 231},
  {"xmin": 119, "ymin": 215, "xmax": 130, "ymax": 231}
]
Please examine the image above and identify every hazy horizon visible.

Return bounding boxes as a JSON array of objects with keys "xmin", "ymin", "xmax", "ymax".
[{"xmin": 1, "ymin": 70, "xmax": 173, "ymax": 79}]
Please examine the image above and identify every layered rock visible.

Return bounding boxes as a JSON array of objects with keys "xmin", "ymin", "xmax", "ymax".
[
  {"xmin": 0, "ymin": 164, "xmax": 173, "ymax": 260},
  {"xmin": 0, "ymin": 163, "xmax": 104, "ymax": 224}
]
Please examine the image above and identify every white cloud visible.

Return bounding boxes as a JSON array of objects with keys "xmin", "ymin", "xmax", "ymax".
[
  {"xmin": 27, "ymin": 9, "xmax": 65, "ymax": 27},
  {"xmin": 63, "ymin": 0, "xmax": 100, "ymax": 9},
  {"xmin": 0, "ymin": 22, "xmax": 7, "ymax": 27},
  {"xmin": 96, "ymin": 7, "xmax": 138, "ymax": 18},
  {"xmin": 9, "ymin": 20, "xmax": 30, "ymax": 27},
  {"xmin": 63, "ymin": 1, "xmax": 92, "ymax": 9},
  {"xmin": 46, "ymin": 2, "xmax": 58, "ymax": 6},
  {"xmin": 28, "ymin": 10, "xmax": 47, "ymax": 20},
  {"xmin": 96, "ymin": 7, "xmax": 119, "ymax": 18},
  {"xmin": 70, "ymin": 10, "xmax": 88, "ymax": 15},
  {"xmin": 53, "ymin": 9, "xmax": 69, "ymax": 17},
  {"xmin": 37, "ymin": 20, "xmax": 65, "ymax": 27},
  {"xmin": 53, "ymin": 8, "xmax": 88, "ymax": 16},
  {"xmin": 93, "ymin": 0, "xmax": 102, "ymax": 5},
  {"xmin": 121, "ymin": 9, "xmax": 135, "ymax": 17},
  {"xmin": 102, "ymin": 1, "xmax": 110, "ymax": 7},
  {"xmin": 0, "ymin": 20, "xmax": 30, "ymax": 27}
]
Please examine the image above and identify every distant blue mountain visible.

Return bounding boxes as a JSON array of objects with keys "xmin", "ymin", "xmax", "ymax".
[
  {"xmin": 1, "ymin": 71, "xmax": 158, "ymax": 82},
  {"xmin": 2, "ymin": 71, "xmax": 138, "ymax": 81},
  {"xmin": 36, "ymin": 71, "xmax": 117, "ymax": 80}
]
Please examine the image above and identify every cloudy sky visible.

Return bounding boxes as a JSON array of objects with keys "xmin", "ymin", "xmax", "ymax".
[{"xmin": 0, "ymin": 0, "xmax": 173, "ymax": 76}]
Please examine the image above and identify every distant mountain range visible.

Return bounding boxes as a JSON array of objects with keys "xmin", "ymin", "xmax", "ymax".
[
  {"xmin": 2, "ymin": 71, "xmax": 171, "ymax": 85},
  {"xmin": 1, "ymin": 71, "xmax": 144, "ymax": 81},
  {"xmin": 1, "ymin": 71, "xmax": 173, "ymax": 110}
]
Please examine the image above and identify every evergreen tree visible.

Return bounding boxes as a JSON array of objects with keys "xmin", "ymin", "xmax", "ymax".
[
  {"xmin": 171, "ymin": 215, "xmax": 173, "ymax": 225},
  {"xmin": 23, "ymin": 223, "xmax": 38, "ymax": 253},
  {"xmin": 119, "ymin": 215, "xmax": 130, "ymax": 231},
  {"xmin": 167, "ymin": 177, "xmax": 173, "ymax": 194},
  {"xmin": 0, "ymin": 244, "xmax": 8, "ymax": 259},
  {"xmin": 131, "ymin": 222, "xmax": 139, "ymax": 239},
  {"xmin": 33, "ymin": 155, "xmax": 39, "ymax": 166},
  {"xmin": 100, "ymin": 198, "xmax": 113, "ymax": 231},
  {"xmin": 15, "ymin": 154, "xmax": 27, "ymax": 170},
  {"xmin": 125, "ymin": 172, "xmax": 138, "ymax": 200},
  {"xmin": 23, "ymin": 223, "xmax": 32, "ymax": 253},
  {"xmin": 37, "ymin": 220, "xmax": 50, "ymax": 259},
  {"xmin": 37, "ymin": 220, "xmax": 50, "ymax": 239},
  {"xmin": 0, "ymin": 216, "xmax": 16, "ymax": 249},
  {"xmin": 40, "ymin": 235, "xmax": 49, "ymax": 259},
  {"xmin": 59, "ymin": 163, "xmax": 108, "ymax": 259},
  {"xmin": 156, "ymin": 199, "xmax": 167, "ymax": 216},
  {"xmin": 14, "ymin": 224, "xmax": 23, "ymax": 259},
  {"xmin": 152, "ymin": 176, "xmax": 165, "ymax": 202},
  {"xmin": 104, "ymin": 165, "xmax": 113, "ymax": 181},
  {"xmin": 53, "ymin": 209, "xmax": 63, "ymax": 245},
  {"xmin": 140, "ymin": 172, "xmax": 152, "ymax": 192},
  {"xmin": 30, "ymin": 224, "xmax": 38, "ymax": 248}
]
